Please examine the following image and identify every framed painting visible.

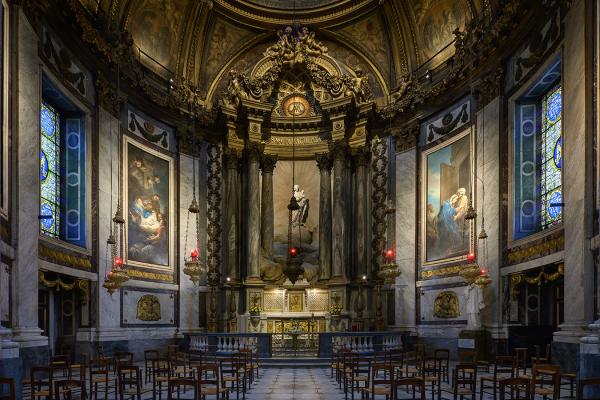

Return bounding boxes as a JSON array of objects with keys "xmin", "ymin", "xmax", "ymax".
[
  {"xmin": 421, "ymin": 128, "xmax": 474, "ymax": 266},
  {"xmin": 123, "ymin": 136, "xmax": 175, "ymax": 272},
  {"xmin": 288, "ymin": 292, "xmax": 304, "ymax": 312}
]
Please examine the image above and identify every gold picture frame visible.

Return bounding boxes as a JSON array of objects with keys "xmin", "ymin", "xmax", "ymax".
[{"xmin": 288, "ymin": 292, "xmax": 304, "ymax": 312}]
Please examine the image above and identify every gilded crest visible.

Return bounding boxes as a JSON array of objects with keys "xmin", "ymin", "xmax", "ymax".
[
  {"xmin": 434, "ymin": 291, "xmax": 460, "ymax": 319},
  {"xmin": 136, "ymin": 295, "xmax": 161, "ymax": 321}
]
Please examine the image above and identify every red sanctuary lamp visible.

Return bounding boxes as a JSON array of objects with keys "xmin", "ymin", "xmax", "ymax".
[
  {"xmin": 377, "ymin": 199, "xmax": 400, "ymax": 284},
  {"xmin": 103, "ymin": 256, "xmax": 130, "ymax": 295},
  {"xmin": 184, "ymin": 246, "xmax": 205, "ymax": 286}
]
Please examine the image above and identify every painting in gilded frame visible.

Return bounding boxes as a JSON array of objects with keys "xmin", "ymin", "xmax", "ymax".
[
  {"xmin": 124, "ymin": 136, "xmax": 175, "ymax": 272},
  {"xmin": 421, "ymin": 129, "xmax": 473, "ymax": 265}
]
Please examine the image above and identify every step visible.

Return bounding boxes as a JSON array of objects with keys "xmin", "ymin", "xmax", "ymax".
[{"xmin": 261, "ymin": 357, "xmax": 330, "ymax": 368}]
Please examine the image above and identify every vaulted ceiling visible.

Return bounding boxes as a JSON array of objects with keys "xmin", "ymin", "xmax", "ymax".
[{"xmin": 82, "ymin": 0, "xmax": 494, "ymax": 106}]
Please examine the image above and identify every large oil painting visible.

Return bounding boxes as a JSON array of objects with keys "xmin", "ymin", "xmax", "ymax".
[
  {"xmin": 422, "ymin": 130, "xmax": 472, "ymax": 264},
  {"xmin": 124, "ymin": 137, "xmax": 174, "ymax": 271}
]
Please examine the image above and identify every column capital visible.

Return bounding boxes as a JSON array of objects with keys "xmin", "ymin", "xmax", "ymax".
[
  {"xmin": 224, "ymin": 148, "xmax": 241, "ymax": 170},
  {"xmin": 261, "ymin": 154, "xmax": 278, "ymax": 174},
  {"xmin": 244, "ymin": 142, "xmax": 264, "ymax": 163},
  {"xmin": 315, "ymin": 153, "xmax": 332, "ymax": 171},
  {"xmin": 329, "ymin": 140, "xmax": 350, "ymax": 162},
  {"xmin": 353, "ymin": 146, "xmax": 371, "ymax": 167}
]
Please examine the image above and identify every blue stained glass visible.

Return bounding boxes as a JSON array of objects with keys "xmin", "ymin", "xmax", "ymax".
[
  {"xmin": 547, "ymin": 190, "xmax": 562, "ymax": 220},
  {"xmin": 40, "ymin": 150, "xmax": 48, "ymax": 181},
  {"xmin": 540, "ymin": 85, "xmax": 562, "ymax": 229},
  {"xmin": 40, "ymin": 101, "xmax": 60, "ymax": 238},
  {"xmin": 553, "ymin": 136, "xmax": 562, "ymax": 169},
  {"xmin": 40, "ymin": 202, "xmax": 55, "ymax": 229},
  {"xmin": 546, "ymin": 91, "xmax": 562, "ymax": 123},
  {"xmin": 41, "ymin": 106, "xmax": 57, "ymax": 137}
]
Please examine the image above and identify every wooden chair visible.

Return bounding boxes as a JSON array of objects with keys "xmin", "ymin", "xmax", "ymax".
[
  {"xmin": 560, "ymin": 371, "xmax": 577, "ymax": 398},
  {"xmin": 448, "ymin": 363, "xmax": 477, "ymax": 400},
  {"xmin": 89, "ymin": 358, "xmax": 116, "ymax": 400},
  {"xmin": 344, "ymin": 356, "xmax": 370, "ymax": 400},
  {"xmin": 71, "ymin": 354, "xmax": 89, "ymax": 380},
  {"xmin": 421, "ymin": 356, "xmax": 441, "ymax": 400},
  {"xmin": 498, "ymin": 377, "xmax": 531, "ymax": 400},
  {"xmin": 116, "ymin": 365, "xmax": 142, "ymax": 400},
  {"xmin": 219, "ymin": 356, "xmax": 245, "ymax": 400},
  {"xmin": 332, "ymin": 348, "xmax": 351, "ymax": 380},
  {"xmin": 531, "ymin": 364, "xmax": 560, "ymax": 400},
  {"xmin": 167, "ymin": 379, "xmax": 196, "ymax": 400},
  {"xmin": 532, "ymin": 344, "xmax": 551, "ymax": 365},
  {"xmin": 480, "ymin": 356, "xmax": 516, "ymax": 400},
  {"xmin": 31, "ymin": 367, "xmax": 54, "ymax": 400},
  {"xmin": 197, "ymin": 364, "xmax": 229, "ymax": 400},
  {"xmin": 114, "ymin": 352, "xmax": 133, "ymax": 371},
  {"xmin": 0, "ymin": 378, "xmax": 15, "ymax": 400},
  {"xmin": 54, "ymin": 379, "xmax": 87, "ymax": 400},
  {"xmin": 51, "ymin": 356, "xmax": 71, "ymax": 378},
  {"xmin": 144, "ymin": 350, "xmax": 159, "ymax": 384},
  {"xmin": 152, "ymin": 358, "xmax": 172, "ymax": 400},
  {"xmin": 513, "ymin": 348, "xmax": 528, "ymax": 377},
  {"xmin": 361, "ymin": 364, "xmax": 394, "ymax": 400},
  {"xmin": 395, "ymin": 377, "xmax": 426, "ymax": 400},
  {"xmin": 403, "ymin": 351, "xmax": 424, "ymax": 378},
  {"xmin": 577, "ymin": 378, "xmax": 600, "ymax": 400},
  {"xmin": 434, "ymin": 349, "xmax": 450, "ymax": 384}
]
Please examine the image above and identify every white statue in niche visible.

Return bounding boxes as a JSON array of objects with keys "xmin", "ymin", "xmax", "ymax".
[
  {"xmin": 292, "ymin": 184, "xmax": 309, "ymax": 226},
  {"xmin": 464, "ymin": 283, "xmax": 485, "ymax": 330}
]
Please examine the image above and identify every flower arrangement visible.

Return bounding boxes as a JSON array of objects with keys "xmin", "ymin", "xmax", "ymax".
[
  {"xmin": 249, "ymin": 303, "xmax": 261, "ymax": 315},
  {"xmin": 330, "ymin": 303, "xmax": 343, "ymax": 315}
]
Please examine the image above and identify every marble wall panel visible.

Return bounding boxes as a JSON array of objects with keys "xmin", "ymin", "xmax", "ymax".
[
  {"xmin": 122, "ymin": 288, "xmax": 176, "ymax": 326},
  {"xmin": 419, "ymin": 285, "xmax": 468, "ymax": 323}
]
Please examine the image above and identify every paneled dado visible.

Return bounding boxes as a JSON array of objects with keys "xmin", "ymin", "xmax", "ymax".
[{"xmin": 1, "ymin": 0, "xmax": 599, "ymax": 396}]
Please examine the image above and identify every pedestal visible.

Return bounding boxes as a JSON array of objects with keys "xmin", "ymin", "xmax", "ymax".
[{"xmin": 459, "ymin": 329, "xmax": 490, "ymax": 361}]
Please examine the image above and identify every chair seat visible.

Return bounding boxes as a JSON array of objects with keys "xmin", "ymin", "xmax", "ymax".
[
  {"xmin": 200, "ymin": 387, "xmax": 228, "ymax": 395},
  {"xmin": 535, "ymin": 388, "xmax": 555, "ymax": 395},
  {"xmin": 155, "ymin": 376, "xmax": 170, "ymax": 382},
  {"xmin": 423, "ymin": 376, "xmax": 437, "ymax": 383},
  {"xmin": 33, "ymin": 390, "xmax": 50, "ymax": 397},
  {"xmin": 353, "ymin": 376, "xmax": 369, "ymax": 382},
  {"xmin": 363, "ymin": 387, "xmax": 392, "ymax": 395},
  {"xmin": 455, "ymin": 388, "xmax": 474, "ymax": 395},
  {"xmin": 561, "ymin": 373, "xmax": 576, "ymax": 379},
  {"xmin": 91, "ymin": 377, "xmax": 111, "ymax": 383},
  {"xmin": 122, "ymin": 388, "xmax": 139, "ymax": 395}
]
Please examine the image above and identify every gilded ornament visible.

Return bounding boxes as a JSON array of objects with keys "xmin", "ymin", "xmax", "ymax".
[
  {"xmin": 434, "ymin": 291, "xmax": 460, "ymax": 319},
  {"xmin": 136, "ymin": 295, "xmax": 161, "ymax": 321}
]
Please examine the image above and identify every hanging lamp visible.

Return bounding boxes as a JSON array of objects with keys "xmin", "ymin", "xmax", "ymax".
[
  {"xmin": 103, "ymin": 62, "xmax": 129, "ymax": 294},
  {"xmin": 183, "ymin": 129, "xmax": 206, "ymax": 285}
]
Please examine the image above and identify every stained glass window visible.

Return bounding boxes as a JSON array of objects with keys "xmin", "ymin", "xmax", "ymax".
[
  {"xmin": 539, "ymin": 85, "xmax": 562, "ymax": 229},
  {"xmin": 40, "ymin": 102, "xmax": 61, "ymax": 238}
]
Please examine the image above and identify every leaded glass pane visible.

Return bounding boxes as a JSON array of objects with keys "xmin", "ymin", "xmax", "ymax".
[
  {"xmin": 40, "ymin": 102, "xmax": 60, "ymax": 238},
  {"xmin": 540, "ymin": 86, "xmax": 562, "ymax": 229}
]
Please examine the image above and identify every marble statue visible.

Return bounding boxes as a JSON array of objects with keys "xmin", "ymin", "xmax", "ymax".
[
  {"xmin": 464, "ymin": 283, "xmax": 485, "ymax": 329},
  {"xmin": 292, "ymin": 184, "xmax": 309, "ymax": 226}
]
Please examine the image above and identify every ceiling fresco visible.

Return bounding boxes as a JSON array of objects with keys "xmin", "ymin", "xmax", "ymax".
[{"xmin": 90, "ymin": 0, "xmax": 490, "ymax": 103}]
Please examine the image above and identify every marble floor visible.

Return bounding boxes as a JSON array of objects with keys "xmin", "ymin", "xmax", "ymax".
[{"xmin": 244, "ymin": 367, "xmax": 344, "ymax": 400}]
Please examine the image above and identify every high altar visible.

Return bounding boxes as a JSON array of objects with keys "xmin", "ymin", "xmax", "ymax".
[{"xmin": 210, "ymin": 27, "xmax": 397, "ymax": 336}]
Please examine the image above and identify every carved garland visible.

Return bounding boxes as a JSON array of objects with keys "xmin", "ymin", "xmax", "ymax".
[
  {"xmin": 510, "ymin": 263, "xmax": 564, "ymax": 300},
  {"xmin": 206, "ymin": 144, "xmax": 223, "ymax": 286},
  {"xmin": 38, "ymin": 271, "xmax": 89, "ymax": 304},
  {"xmin": 370, "ymin": 139, "xmax": 388, "ymax": 275}
]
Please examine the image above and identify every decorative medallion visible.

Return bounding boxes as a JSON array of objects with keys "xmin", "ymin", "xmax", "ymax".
[
  {"xmin": 282, "ymin": 95, "xmax": 310, "ymax": 117},
  {"xmin": 136, "ymin": 294, "xmax": 161, "ymax": 321},
  {"xmin": 434, "ymin": 290, "xmax": 460, "ymax": 319}
]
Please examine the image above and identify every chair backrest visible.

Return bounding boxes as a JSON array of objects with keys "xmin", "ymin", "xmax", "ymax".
[
  {"xmin": 0, "ymin": 378, "xmax": 15, "ymax": 400},
  {"xmin": 395, "ymin": 377, "xmax": 425, "ymax": 400},
  {"xmin": 114, "ymin": 352, "xmax": 133, "ymax": 366},
  {"xmin": 89, "ymin": 358, "xmax": 111, "ymax": 375},
  {"xmin": 577, "ymin": 378, "xmax": 600, "ymax": 400},
  {"xmin": 54, "ymin": 379, "xmax": 86, "ymax": 400},
  {"xmin": 167, "ymin": 378, "xmax": 196, "ymax": 400},
  {"xmin": 145, "ymin": 350, "xmax": 159, "ymax": 361},
  {"xmin": 31, "ymin": 367, "xmax": 53, "ymax": 388},
  {"xmin": 197, "ymin": 364, "xmax": 220, "ymax": 388},
  {"xmin": 499, "ymin": 377, "xmax": 531, "ymax": 400},
  {"xmin": 494, "ymin": 356, "xmax": 516, "ymax": 376},
  {"xmin": 459, "ymin": 350, "xmax": 478, "ymax": 363},
  {"xmin": 370, "ymin": 364, "xmax": 394, "ymax": 389},
  {"xmin": 434, "ymin": 349, "xmax": 450, "ymax": 362},
  {"xmin": 453, "ymin": 363, "xmax": 477, "ymax": 388}
]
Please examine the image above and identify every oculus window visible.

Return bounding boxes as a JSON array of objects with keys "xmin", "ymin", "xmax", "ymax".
[
  {"xmin": 513, "ymin": 59, "xmax": 562, "ymax": 240},
  {"xmin": 39, "ymin": 74, "xmax": 87, "ymax": 247}
]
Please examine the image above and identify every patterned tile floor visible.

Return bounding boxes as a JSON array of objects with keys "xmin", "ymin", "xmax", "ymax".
[{"xmin": 244, "ymin": 367, "xmax": 343, "ymax": 400}]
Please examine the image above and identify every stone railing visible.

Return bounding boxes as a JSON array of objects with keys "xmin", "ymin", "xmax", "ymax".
[
  {"xmin": 319, "ymin": 332, "xmax": 405, "ymax": 358},
  {"xmin": 183, "ymin": 333, "xmax": 272, "ymax": 358}
]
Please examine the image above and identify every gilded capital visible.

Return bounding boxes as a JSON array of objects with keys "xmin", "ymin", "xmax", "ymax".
[
  {"xmin": 245, "ymin": 141, "xmax": 264, "ymax": 163},
  {"xmin": 261, "ymin": 154, "xmax": 278, "ymax": 174},
  {"xmin": 315, "ymin": 153, "xmax": 332, "ymax": 171}
]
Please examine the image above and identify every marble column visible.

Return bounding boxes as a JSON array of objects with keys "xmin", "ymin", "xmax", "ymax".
[
  {"xmin": 316, "ymin": 154, "xmax": 333, "ymax": 281},
  {"xmin": 331, "ymin": 143, "xmax": 348, "ymax": 281},
  {"xmin": 476, "ymin": 98, "xmax": 502, "ymax": 334},
  {"xmin": 11, "ymin": 9, "xmax": 46, "ymax": 347},
  {"xmin": 556, "ymin": 0, "xmax": 595, "ymax": 343},
  {"xmin": 354, "ymin": 147, "xmax": 369, "ymax": 279},
  {"xmin": 246, "ymin": 143, "xmax": 263, "ymax": 281},
  {"xmin": 260, "ymin": 155, "xmax": 277, "ymax": 259},
  {"xmin": 394, "ymin": 147, "xmax": 416, "ymax": 332},
  {"xmin": 224, "ymin": 149, "xmax": 241, "ymax": 281}
]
